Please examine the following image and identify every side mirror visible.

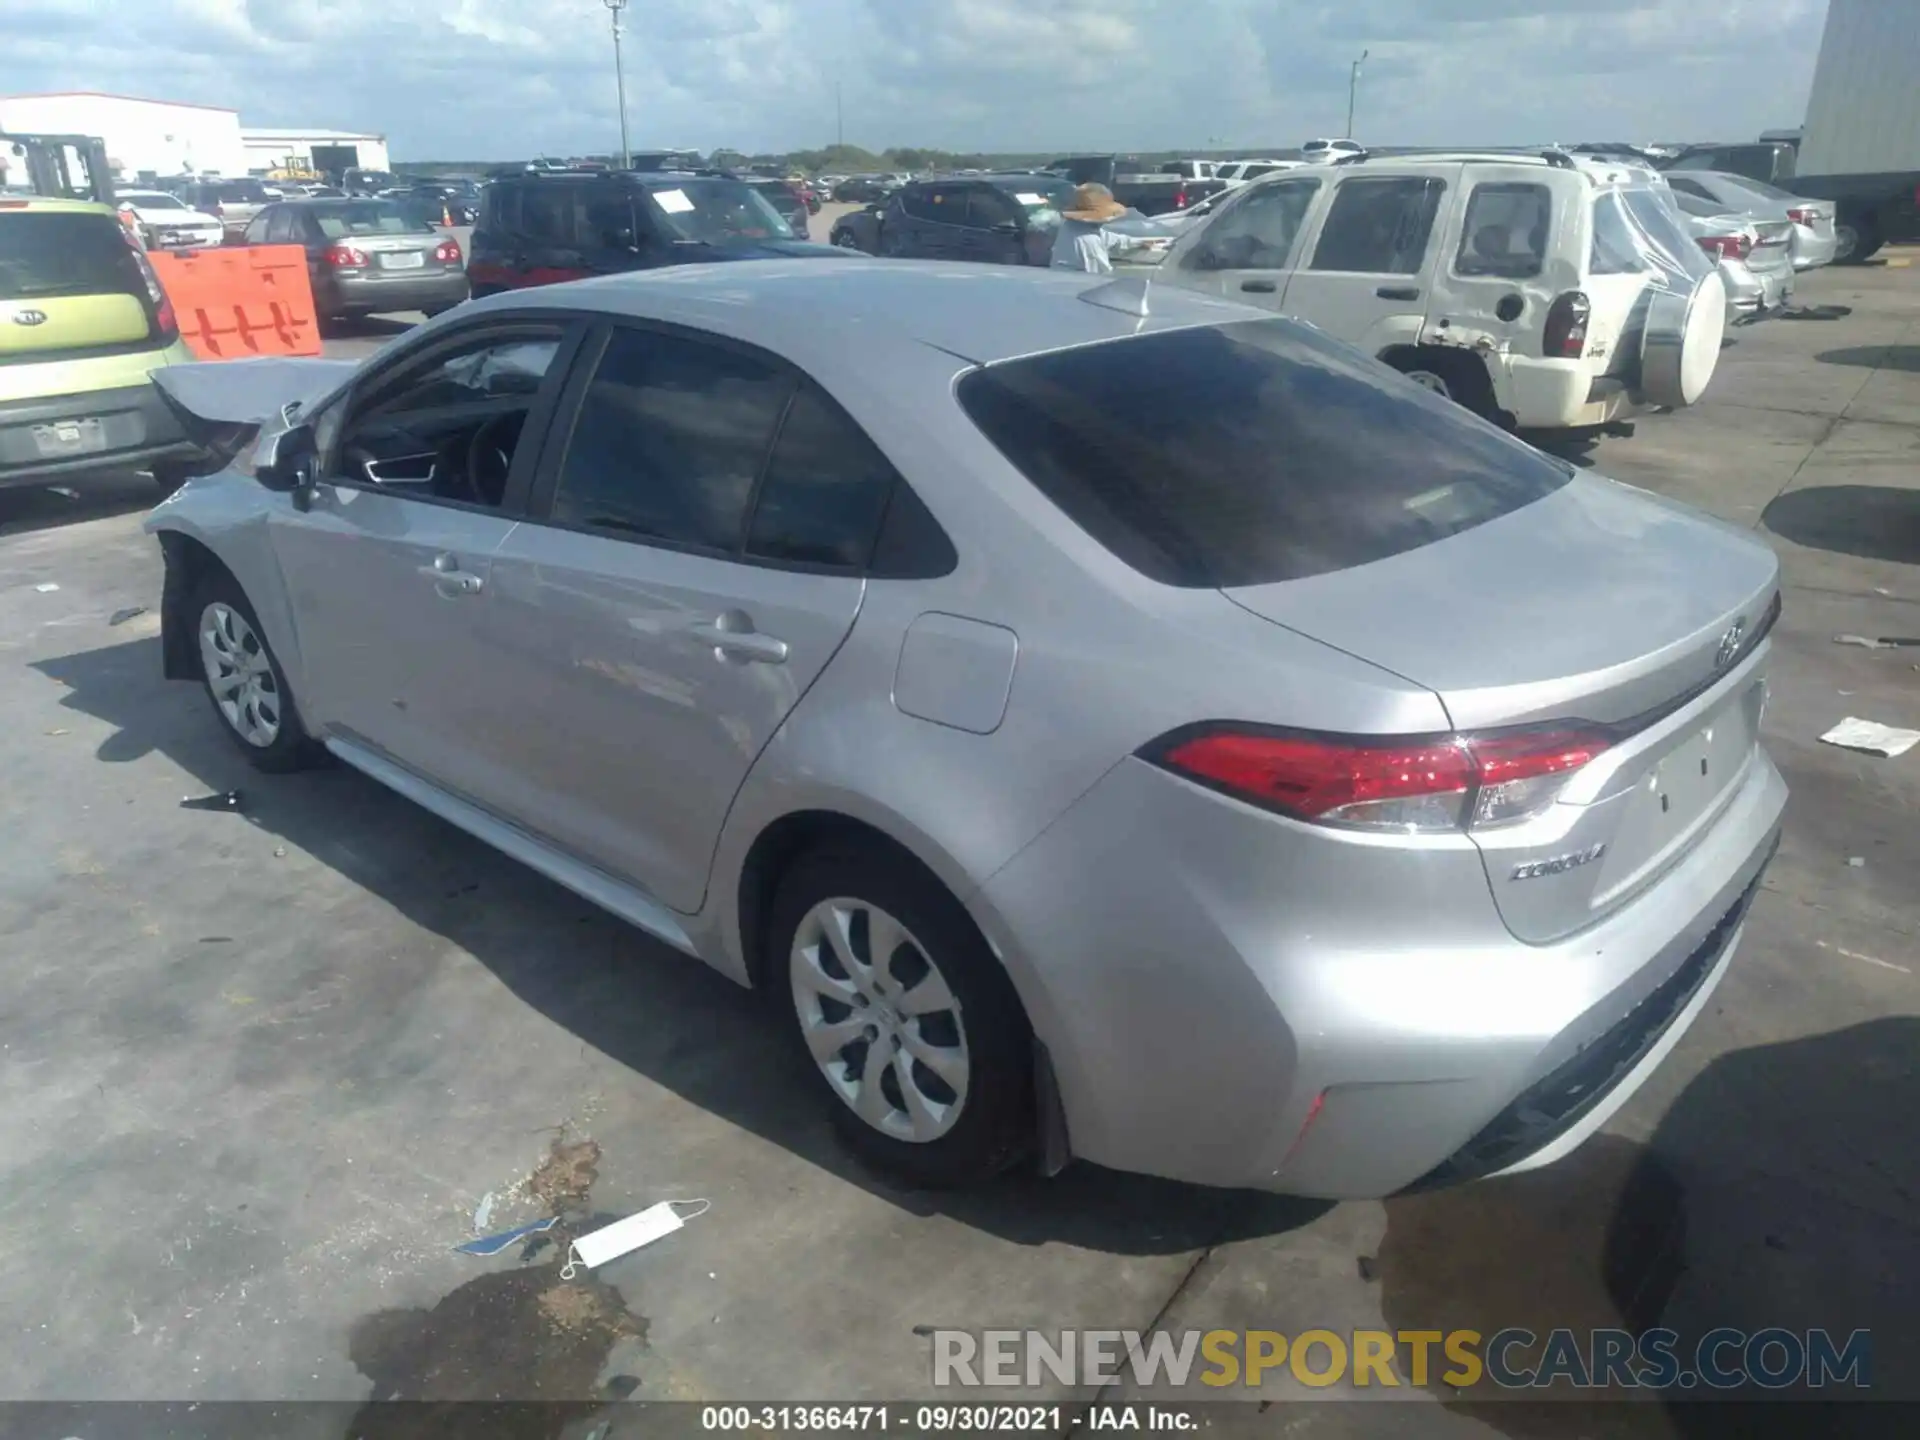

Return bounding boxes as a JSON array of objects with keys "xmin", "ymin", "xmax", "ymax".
[
  {"xmin": 992, "ymin": 220, "xmax": 1020, "ymax": 235},
  {"xmin": 255, "ymin": 422, "xmax": 317, "ymax": 504}
]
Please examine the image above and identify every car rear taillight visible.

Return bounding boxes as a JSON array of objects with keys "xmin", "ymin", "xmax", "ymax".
[
  {"xmin": 1150, "ymin": 726, "xmax": 1611, "ymax": 833},
  {"xmin": 124, "ymin": 239, "xmax": 178, "ymax": 340},
  {"xmin": 1542, "ymin": 291, "xmax": 1590, "ymax": 358},
  {"xmin": 325, "ymin": 242, "xmax": 369, "ymax": 268},
  {"xmin": 1786, "ymin": 207, "xmax": 1815, "ymax": 226},
  {"xmin": 1172, "ymin": 186, "xmax": 1189, "ymax": 209},
  {"xmin": 434, "ymin": 237, "xmax": 462, "ymax": 263},
  {"xmin": 1697, "ymin": 233, "xmax": 1752, "ymax": 261}
]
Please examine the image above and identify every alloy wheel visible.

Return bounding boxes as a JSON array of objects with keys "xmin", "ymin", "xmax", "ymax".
[
  {"xmin": 199, "ymin": 601, "xmax": 281, "ymax": 748},
  {"xmin": 791, "ymin": 897, "xmax": 970, "ymax": 1143}
]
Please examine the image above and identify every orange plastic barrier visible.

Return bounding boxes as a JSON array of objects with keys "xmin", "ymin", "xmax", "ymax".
[{"xmin": 147, "ymin": 244, "xmax": 321, "ymax": 360}]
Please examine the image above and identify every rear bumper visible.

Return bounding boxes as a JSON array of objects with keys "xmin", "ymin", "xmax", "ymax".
[
  {"xmin": 318, "ymin": 269, "xmax": 470, "ymax": 316},
  {"xmin": 1791, "ymin": 227, "xmax": 1838, "ymax": 270},
  {"xmin": 0, "ymin": 381, "xmax": 197, "ymax": 488},
  {"xmin": 974, "ymin": 744, "xmax": 1787, "ymax": 1199},
  {"xmin": 1498, "ymin": 357, "xmax": 1634, "ymax": 429}
]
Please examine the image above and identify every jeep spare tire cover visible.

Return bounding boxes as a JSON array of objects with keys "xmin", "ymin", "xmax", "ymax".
[{"xmin": 1638, "ymin": 269, "xmax": 1726, "ymax": 409}]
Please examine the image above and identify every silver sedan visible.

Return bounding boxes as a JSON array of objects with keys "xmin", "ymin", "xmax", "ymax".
[
  {"xmin": 144, "ymin": 261, "xmax": 1786, "ymax": 1197},
  {"xmin": 1665, "ymin": 169, "xmax": 1839, "ymax": 271}
]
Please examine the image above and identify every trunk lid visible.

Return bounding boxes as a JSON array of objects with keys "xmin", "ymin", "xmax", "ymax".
[
  {"xmin": 1749, "ymin": 219, "xmax": 1795, "ymax": 274},
  {"xmin": 1224, "ymin": 476, "xmax": 1780, "ymax": 941}
]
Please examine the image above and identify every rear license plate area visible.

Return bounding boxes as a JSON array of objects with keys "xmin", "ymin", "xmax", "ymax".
[
  {"xmin": 31, "ymin": 418, "xmax": 107, "ymax": 458},
  {"xmin": 379, "ymin": 251, "xmax": 426, "ymax": 270}
]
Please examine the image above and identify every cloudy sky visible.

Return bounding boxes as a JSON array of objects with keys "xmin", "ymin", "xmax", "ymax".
[{"xmin": 8, "ymin": 0, "xmax": 1832, "ymax": 159}]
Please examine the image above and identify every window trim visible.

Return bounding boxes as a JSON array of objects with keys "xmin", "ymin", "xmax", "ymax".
[
  {"xmin": 525, "ymin": 316, "xmax": 938, "ymax": 578},
  {"xmin": 317, "ymin": 315, "xmax": 585, "ymax": 519}
]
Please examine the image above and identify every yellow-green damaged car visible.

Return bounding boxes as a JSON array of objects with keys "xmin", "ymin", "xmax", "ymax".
[{"xmin": 1, "ymin": 195, "xmax": 198, "ymax": 491}]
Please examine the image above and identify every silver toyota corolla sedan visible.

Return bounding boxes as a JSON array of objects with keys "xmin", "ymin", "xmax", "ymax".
[{"xmin": 144, "ymin": 261, "xmax": 1786, "ymax": 1197}]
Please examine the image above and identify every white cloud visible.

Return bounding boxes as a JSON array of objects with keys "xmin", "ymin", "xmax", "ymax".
[{"xmin": 0, "ymin": 0, "xmax": 1830, "ymax": 159}]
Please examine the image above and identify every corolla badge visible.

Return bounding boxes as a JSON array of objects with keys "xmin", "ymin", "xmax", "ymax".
[
  {"xmin": 1715, "ymin": 619, "xmax": 1747, "ymax": 669},
  {"xmin": 9, "ymin": 308, "xmax": 49, "ymax": 326},
  {"xmin": 1511, "ymin": 844, "xmax": 1606, "ymax": 881}
]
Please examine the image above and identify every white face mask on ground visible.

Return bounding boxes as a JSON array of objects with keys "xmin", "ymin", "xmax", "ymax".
[{"xmin": 560, "ymin": 1199, "xmax": 711, "ymax": 1279}]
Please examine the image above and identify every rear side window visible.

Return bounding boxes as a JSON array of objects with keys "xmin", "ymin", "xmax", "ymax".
[
  {"xmin": 957, "ymin": 320, "xmax": 1572, "ymax": 587},
  {"xmin": 746, "ymin": 385, "xmax": 898, "ymax": 568},
  {"xmin": 1455, "ymin": 183, "xmax": 1550, "ymax": 278},
  {"xmin": 1664, "ymin": 175, "xmax": 1713, "ymax": 202},
  {"xmin": 0, "ymin": 213, "xmax": 146, "ymax": 302},
  {"xmin": 1309, "ymin": 177, "xmax": 1445, "ymax": 274},
  {"xmin": 550, "ymin": 327, "xmax": 791, "ymax": 550},
  {"xmin": 1588, "ymin": 194, "xmax": 1645, "ymax": 275},
  {"xmin": 482, "ymin": 183, "xmax": 522, "ymax": 234}
]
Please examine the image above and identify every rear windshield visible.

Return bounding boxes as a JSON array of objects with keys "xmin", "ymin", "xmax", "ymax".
[
  {"xmin": 640, "ymin": 180, "xmax": 791, "ymax": 243},
  {"xmin": 957, "ymin": 319, "xmax": 1572, "ymax": 587},
  {"xmin": 309, "ymin": 201, "xmax": 436, "ymax": 238},
  {"xmin": 0, "ymin": 213, "xmax": 146, "ymax": 302},
  {"xmin": 216, "ymin": 181, "xmax": 270, "ymax": 203}
]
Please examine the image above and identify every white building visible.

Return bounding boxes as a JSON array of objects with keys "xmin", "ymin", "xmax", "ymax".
[
  {"xmin": 242, "ymin": 127, "xmax": 390, "ymax": 179},
  {"xmin": 0, "ymin": 91, "xmax": 246, "ymax": 180}
]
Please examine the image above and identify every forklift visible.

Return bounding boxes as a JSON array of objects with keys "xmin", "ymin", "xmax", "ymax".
[{"xmin": 0, "ymin": 132, "xmax": 117, "ymax": 204}]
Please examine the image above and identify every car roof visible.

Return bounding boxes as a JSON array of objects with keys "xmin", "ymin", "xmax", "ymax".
[
  {"xmin": 482, "ymin": 259, "xmax": 1256, "ymax": 369},
  {"xmin": 0, "ymin": 195, "xmax": 114, "ymax": 216}
]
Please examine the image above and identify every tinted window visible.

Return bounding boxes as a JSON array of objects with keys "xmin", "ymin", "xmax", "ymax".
[
  {"xmin": 746, "ymin": 385, "xmax": 899, "ymax": 567},
  {"xmin": 243, "ymin": 213, "xmax": 271, "ymax": 245},
  {"xmin": 1664, "ymin": 175, "xmax": 1713, "ymax": 201},
  {"xmin": 522, "ymin": 185, "xmax": 576, "ymax": 243},
  {"xmin": 966, "ymin": 186, "xmax": 1020, "ymax": 229},
  {"xmin": 638, "ymin": 179, "xmax": 788, "ymax": 243},
  {"xmin": 265, "ymin": 208, "xmax": 296, "ymax": 243},
  {"xmin": 216, "ymin": 180, "xmax": 270, "ymax": 203},
  {"xmin": 1309, "ymin": 177, "xmax": 1444, "ymax": 274},
  {"xmin": 579, "ymin": 192, "xmax": 640, "ymax": 248},
  {"xmin": 957, "ymin": 319, "xmax": 1571, "ymax": 587},
  {"xmin": 369, "ymin": 336, "xmax": 561, "ymax": 417},
  {"xmin": 1455, "ymin": 183, "xmax": 1550, "ymax": 278},
  {"xmin": 0, "ymin": 213, "xmax": 148, "ymax": 302},
  {"xmin": 1181, "ymin": 177, "xmax": 1321, "ymax": 271},
  {"xmin": 551, "ymin": 327, "xmax": 791, "ymax": 550},
  {"xmin": 484, "ymin": 183, "xmax": 523, "ymax": 234}
]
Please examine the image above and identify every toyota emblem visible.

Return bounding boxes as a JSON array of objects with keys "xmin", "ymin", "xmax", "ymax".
[
  {"xmin": 9, "ymin": 308, "xmax": 48, "ymax": 327},
  {"xmin": 1715, "ymin": 619, "xmax": 1746, "ymax": 668}
]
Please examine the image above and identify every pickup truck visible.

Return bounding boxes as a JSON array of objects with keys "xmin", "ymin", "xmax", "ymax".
[{"xmin": 1044, "ymin": 156, "xmax": 1229, "ymax": 216}]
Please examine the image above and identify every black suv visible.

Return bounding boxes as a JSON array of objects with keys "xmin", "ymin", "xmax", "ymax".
[
  {"xmin": 468, "ymin": 170, "xmax": 844, "ymax": 296},
  {"xmin": 828, "ymin": 174, "xmax": 1077, "ymax": 265}
]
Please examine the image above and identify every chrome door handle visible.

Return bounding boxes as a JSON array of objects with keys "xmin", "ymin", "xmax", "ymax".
[
  {"xmin": 418, "ymin": 553, "xmax": 484, "ymax": 594},
  {"xmin": 686, "ymin": 613, "xmax": 789, "ymax": 664}
]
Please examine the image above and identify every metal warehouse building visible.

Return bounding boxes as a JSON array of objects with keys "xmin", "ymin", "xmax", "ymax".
[
  {"xmin": 0, "ymin": 91, "xmax": 246, "ymax": 181},
  {"xmin": 241, "ymin": 127, "xmax": 390, "ymax": 178},
  {"xmin": 0, "ymin": 93, "xmax": 389, "ymax": 185}
]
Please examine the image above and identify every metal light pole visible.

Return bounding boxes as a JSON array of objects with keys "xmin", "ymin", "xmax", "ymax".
[
  {"xmin": 836, "ymin": 80, "xmax": 844, "ymax": 149},
  {"xmin": 1346, "ymin": 49, "xmax": 1368, "ymax": 139},
  {"xmin": 605, "ymin": 0, "xmax": 631, "ymax": 169}
]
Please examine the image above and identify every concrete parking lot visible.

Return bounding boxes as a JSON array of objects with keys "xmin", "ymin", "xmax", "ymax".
[{"xmin": 1, "ymin": 249, "xmax": 1916, "ymax": 1434}]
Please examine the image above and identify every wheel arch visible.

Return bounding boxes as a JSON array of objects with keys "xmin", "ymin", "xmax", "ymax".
[
  {"xmin": 1377, "ymin": 343, "xmax": 1503, "ymax": 421},
  {"xmin": 156, "ymin": 529, "xmax": 233, "ymax": 681}
]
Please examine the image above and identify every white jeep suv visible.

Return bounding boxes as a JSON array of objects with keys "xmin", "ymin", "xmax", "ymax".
[{"xmin": 1158, "ymin": 151, "xmax": 1728, "ymax": 432}]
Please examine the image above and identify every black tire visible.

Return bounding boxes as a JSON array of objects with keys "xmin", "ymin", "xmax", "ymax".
[
  {"xmin": 1384, "ymin": 348, "xmax": 1498, "ymax": 420},
  {"xmin": 189, "ymin": 567, "xmax": 322, "ymax": 773},
  {"xmin": 1835, "ymin": 213, "xmax": 1884, "ymax": 265},
  {"xmin": 767, "ymin": 843, "xmax": 1034, "ymax": 1188}
]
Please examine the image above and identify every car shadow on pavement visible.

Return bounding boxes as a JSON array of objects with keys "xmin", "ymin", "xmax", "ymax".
[
  {"xmin": 1762, "ymin": 485, "xmax": 1920, "ymax": 565},
  {"xmin": 1813, "ymin": 345, "xmax": 1920, "ymax": 373},
  {"xmin": 0, "ymin": 469, "xmax": 161, "ymax": 539},
  {"xmin": 1376, "ymin": 1017, "xmax": 1918, "ymax": 1436},
  {"xmin": 29, "ymin": 635, "xmax": 1327, "ymax": 1259}
]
